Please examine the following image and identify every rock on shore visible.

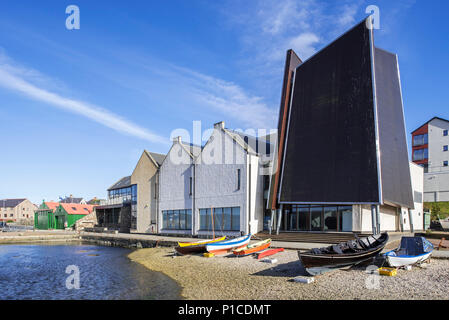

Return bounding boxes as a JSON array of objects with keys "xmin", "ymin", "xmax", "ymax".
[{"xmin": 128, "ymin": 247, "xmax": 449, "ymax": 300}]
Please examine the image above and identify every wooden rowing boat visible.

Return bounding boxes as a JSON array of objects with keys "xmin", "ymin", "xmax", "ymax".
[
  {"xmin": 177, "ymin": 236, "xmax": 226, "ymax": 247},
  {"xmin": 384, "ymin": 236, "xmax": 433, "ymax": 268},
  {"xmin": 206, "ymin": 234, "xmax": 252, "ymax": 255},
  {"xmin": 233, "ymin": 239, "xmax": 271, "ymax": 256},
  {"xmin": 298, "ymin": 233, "xmax": 389, "ymax": 276}
]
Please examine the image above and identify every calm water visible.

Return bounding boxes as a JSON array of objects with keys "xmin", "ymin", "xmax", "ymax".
[{"xmin": 0, "ymin": 243, "xmax": 182, "ymax": 300}]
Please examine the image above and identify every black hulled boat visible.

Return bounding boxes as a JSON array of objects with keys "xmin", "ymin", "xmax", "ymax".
[{"xmin": 298, "ymin": 233, "xmax": 389, "ymax": 276}]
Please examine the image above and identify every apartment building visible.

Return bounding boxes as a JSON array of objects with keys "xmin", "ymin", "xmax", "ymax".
[
  {"xmin": 0, "ymin": 199, "xmax": 37, "ymax": 223},
  {"xmin": 412, "ymin": 117, "xmax": 449, "ymax": 202}
]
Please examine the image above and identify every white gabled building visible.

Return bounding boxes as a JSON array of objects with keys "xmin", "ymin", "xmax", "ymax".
[
  {"xmin": 158, "ymin": 121, "xmax": 271, "ymax": 236},
  {"xmin": 158, "ymin": 136, "xmax": 201, "ymax": 235}
]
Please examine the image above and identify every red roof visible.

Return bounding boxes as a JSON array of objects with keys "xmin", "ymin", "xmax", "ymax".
[
  {"xmin": 60, "ymin": 203, "xmax": 95, "ymax": 215},
  {"xmin": 44, "ymin": 202, "xmax": 60, "ymax": 212}
]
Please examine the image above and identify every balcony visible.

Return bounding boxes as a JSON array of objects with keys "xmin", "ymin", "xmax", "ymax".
[{"xmin": 98, "ymin": 195, "xmax": 132, "ymax": 207}]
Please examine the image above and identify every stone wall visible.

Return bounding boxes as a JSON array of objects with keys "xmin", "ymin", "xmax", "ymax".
[{"xmin": 74, "ymin": 210, "xmax": 98, "ymax": 232}]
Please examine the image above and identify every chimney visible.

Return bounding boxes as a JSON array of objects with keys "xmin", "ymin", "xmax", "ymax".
[
  {"xmin": 173, "ymin": 136, "xmax": 182, "ymax": 143},
  {"xmin": 214, "ymin": 121, "xmax": 225, "ymax": 130}
]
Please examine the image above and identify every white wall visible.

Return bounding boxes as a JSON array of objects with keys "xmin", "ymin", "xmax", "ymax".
[
  {"xmin": 428, "ymin": 119, "xmax": 449, "ymax": 173},
  {"xmin": 158, "ymin": 141, "xmax": 194, "ymax": 234},
  {"xmin": 195, "ymin": 128, "xmax": 247, "ymax": 236},
  {"xmin": 248, "ymin": 153, "xmax": 264, "ymax": 235},
  {"xmin": 410, "ymin": 162, "xmax": 424, "ymax": 230}
]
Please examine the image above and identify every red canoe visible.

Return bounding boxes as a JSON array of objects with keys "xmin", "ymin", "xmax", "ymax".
[
  {"xmin": 257, "ymin": 248, "xmax": 284, "ymax": 260},
  {"xmin": 233, "ymin": 239, "xmax": 271, "ymax": 256}
]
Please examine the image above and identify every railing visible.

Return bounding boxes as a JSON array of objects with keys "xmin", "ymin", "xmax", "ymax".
[{"xmin": 98, "ymin": 195, "xmax": 132, "ymax": 206}]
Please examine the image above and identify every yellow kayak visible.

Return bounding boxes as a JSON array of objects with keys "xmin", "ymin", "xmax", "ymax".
[{"xmin": 178, "ymin": 236, "xmax": 226, "ymax": 247}]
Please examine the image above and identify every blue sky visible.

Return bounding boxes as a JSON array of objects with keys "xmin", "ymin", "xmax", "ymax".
[{"xmin": 0, "ymin": 0, "xmax": 447, "ymax": 204}]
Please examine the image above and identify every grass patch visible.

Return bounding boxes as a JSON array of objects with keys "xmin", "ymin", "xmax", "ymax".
[{"xmin": 424, "ymin": 201, "xmax": 449, "ymax": 220}]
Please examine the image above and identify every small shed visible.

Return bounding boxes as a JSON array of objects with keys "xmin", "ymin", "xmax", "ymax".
[
  {"xmin": 53, "ymin": 203, "xmax": 94, "ymax": 229},
  {"xmin": 34, "ymin": 201, "xmax": 59, "ymax": 230}
]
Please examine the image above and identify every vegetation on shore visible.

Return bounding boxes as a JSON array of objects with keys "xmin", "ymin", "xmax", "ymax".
[{"xmin": 424, "ymin": 202, "xmax": 449, "ymax": 220}]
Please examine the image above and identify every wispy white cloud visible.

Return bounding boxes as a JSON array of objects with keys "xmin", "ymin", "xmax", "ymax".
[
  {"xmin": 147, "ymin": 64, "xmax": 278, "ymax": 129},
  {"xmin": 0, "ymin": 54, "xmax": 168, "ymax": 145}
]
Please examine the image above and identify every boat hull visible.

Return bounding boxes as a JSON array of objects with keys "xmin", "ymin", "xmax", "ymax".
[
  {"xmin": 257, "ymin": 248, "xmax": 284, "ymax": 260},
  {"xmin": 299, "ymin": 245, "xmax": 385, "ymax": 276},
  {"xmin": 178, "ymin": 236, "xmax": 226, "ymax": 247},
  {"xmin": 298, "ymin": 233, "xmax": 389, "ymax": 276},
  {"xmin": 385, "ymin": 251, "xmax": 432, "ymax": 268},
  {"xmin": 233, "ymin": 240, "xmax": 271, "ymax": 256},
  {"xmin": 206, "ymin": 234, "xmax": 251, "ymax": 254},
  {"xmin": 175, "ymin": 244, "xmax": 207, "ymax": 255}
]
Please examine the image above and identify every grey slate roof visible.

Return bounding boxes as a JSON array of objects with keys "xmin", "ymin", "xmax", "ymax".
[
  {"xmin": 225, "ymin": 129, "xmax": 273, "ymax": 157},
  {"xmin": 146, "ymin": 151, "xmax": 166, "ymax": 166},
  {"xmin": 411, "ymin": 116, "xmax": 449, "ymax": 134},
  {"xmin": 180, "ymin": 142, "xmax": 202, "ymax": 158},
  {"xmin": 0, "ymin": 199, "xmax": 26, "ymax": 208},
  {"xmin": 60, "ymin": 197, "xmax": 84, "ymax": 204},
  {"xmin": 107, "ymin": 176, "xmax": 132, "ymax": 191}
]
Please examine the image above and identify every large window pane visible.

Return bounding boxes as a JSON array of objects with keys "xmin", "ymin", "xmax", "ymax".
[
  {"xmin": 323, "ymin": 207, "xmax": 337, "ymax": 231},
  {"xmin": 213, "ymin": 208, "xmax": 223, "ymax": 232},
  {"xmin": 180, "ymin": 210, "xmax": 186, "ymax": 230},
  {"xmin": 163, "ymin": 211, "xmax": 168, "ymax": 229},
  {"xmin": 288, "ymin": 206, "xmax": 297, "ymax": 230},
  {"xmin": 231, "ymin": 207, "xmax": 240, "ymax": 231},
  {"xmin": 223, "ymin": 207, "xmax": 232, "ymax": 230},
  {"xmin": 186, "ymin": 210, "xmax": 192, "ymax": 229},
  {"xmin": 200, "ymin": 209, "xmax": 209, "ymax": 230},
  {"xmin": 298, "ymin": 206, "xmax": 309, "ymax": 231},
  {"xmin": 173, "ymin": 210, "xmax": 179, "ymax": 229},
  {"xmin": 310, "ymin": 207, "xmax": 322, "ymax": 231},
  {"xmin": 339, "ymin": 206, "xmax": 352, "ymax": 231}
]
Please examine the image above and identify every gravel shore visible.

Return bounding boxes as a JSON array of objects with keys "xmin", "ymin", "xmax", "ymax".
[{"xmin": 128, "ymin": 247, "xmax": 449, "ymax": 300}]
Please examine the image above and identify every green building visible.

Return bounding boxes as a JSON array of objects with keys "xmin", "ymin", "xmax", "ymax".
[
  {"xmin": 34, "ymin": 201, "xmax": 60, "ymax": 230},
  {"xmin": 53, "ymin": 203, "xmax": 95, "ymax": 229}
]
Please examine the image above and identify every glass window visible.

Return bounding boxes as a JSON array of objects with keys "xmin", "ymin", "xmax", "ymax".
[
  {"xmin": 444, "ymin": 130, "xmax": 448, "ymax": 136},
  {"xmin": 163, "ymin": 211, "xmax": 168, "ymax": 229},
  {"xmin": 186, "ymin": 210, "xmax": 192, "ymax": 229},
  {"xmin": 231, "ymin": 207, "xmax": 240, "ymax": 231},
  {"xmin": 298, "ymin": 206, "xmax": 309, "ymax": 231},
  {"xmin": 444, "ymin": 161, "xmax": 448, "ymax": 167},
  {"xmin": 339, "ymin": 206, "xmax": 353, "ymax": 232},
  {"xmin": 213, "ymin": 208, "xmax": 223, "ymax": 231},
  {"xmin": 167, "ymin": 210, "xmax": 174, "ymax": 229},
  {"xmin": 179, "ymin": 210, "xmax": 186, "ymax": 230},
  {"xmin": 444, "ymin": 145, "xmax": 448, "ymax": 152},
  {"xmin": 223, "ymin": 207, "xmax": 232, "ymax": 230},
  {"xmin": 413, "ymin": 134, "xmax": 428, "ymax": 146},
  {"xmin": 237, "ymin": 169, "xmax": 241, "ymax": 190},
  {"xmin": 324, "ymin": 207, "xmax": 338, "ymax": 231},
  {"xmin": 288, "ymin": 206, "xmax": 298, "ymax": 231},
  {"xmin": 173, "ymin": 210, "xmax": 180, "ymax": 229},
  {"xmin": 310, "ymin": 207, "xmax": 322, "ymax": 231},
  {"xmin": 200, "ymin": 209, "xmax": 209, "ymax": 230},
  {"xmin": 413, "ymin": 148, "xmax": 428, "ymax": 161}
]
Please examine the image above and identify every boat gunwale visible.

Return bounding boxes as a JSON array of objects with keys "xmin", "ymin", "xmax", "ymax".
[{"xmin": 206, "ymin": 234, "xmax": 251, "ymax": 247}]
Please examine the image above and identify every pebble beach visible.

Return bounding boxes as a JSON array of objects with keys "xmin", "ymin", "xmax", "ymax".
[{"xmin": 128, "ymin": 247, "xmax": 449, "ymax": 300}]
